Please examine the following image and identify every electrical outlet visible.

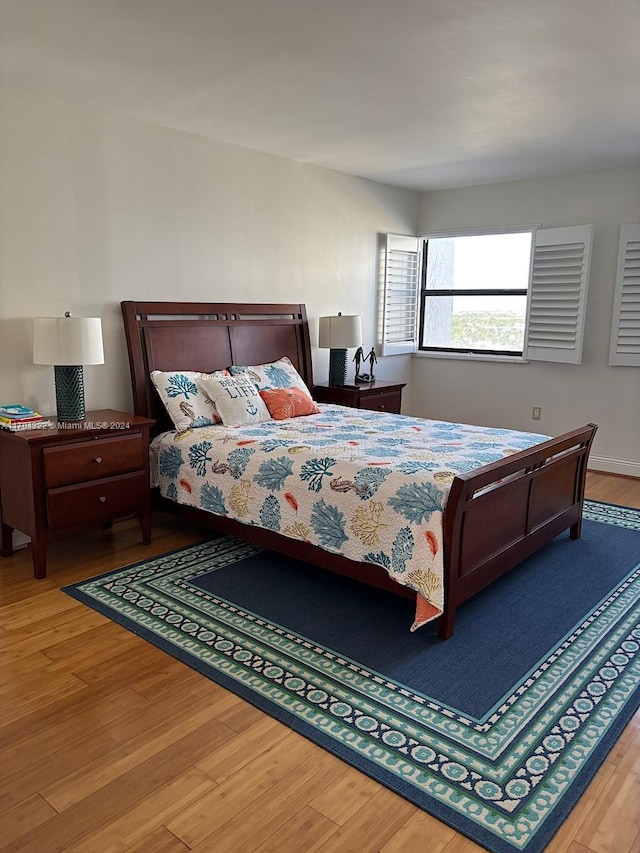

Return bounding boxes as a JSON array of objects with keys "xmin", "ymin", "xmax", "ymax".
[{"xmin": 532, "ymin": 406, "xmax": 542, "ymax": 421}]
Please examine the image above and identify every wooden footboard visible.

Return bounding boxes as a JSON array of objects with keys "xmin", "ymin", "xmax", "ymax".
[{"xmin": 437, "ymin": 423, "xmax": 597, "ymax": 639}]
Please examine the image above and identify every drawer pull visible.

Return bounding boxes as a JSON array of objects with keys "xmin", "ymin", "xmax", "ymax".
[
  {"xmin": 94, "ymin": 456, "xmax": 103, "ymax": 464},
  {"xmin": 98, "ymin": 496, "xmax": 107, "ymax": 503},
  {"xmin": 379, "ymin": 404, "xmax": 385, "ymax": 410}
]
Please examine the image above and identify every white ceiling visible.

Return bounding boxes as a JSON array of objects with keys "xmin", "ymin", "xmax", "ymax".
[{"xmin": 2, "ymin": 0, "xmax": 639, "ymax": 191}]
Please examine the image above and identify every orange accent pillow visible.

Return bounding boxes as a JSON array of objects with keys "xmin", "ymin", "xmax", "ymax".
[{"xmin": 259, "ymin": 387, "xmax": 320, "ymax": 420}]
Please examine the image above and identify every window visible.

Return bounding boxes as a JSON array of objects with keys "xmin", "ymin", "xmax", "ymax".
[
  {"xmin": 420, "ymin": 230, "xmax": 532, "ymax": 356},
  {"xmin": 379, "ymin": 225, "xmax": 593, "ymax": 364}
]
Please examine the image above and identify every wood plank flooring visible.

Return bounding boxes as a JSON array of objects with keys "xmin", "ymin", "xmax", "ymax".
[{"xmin": 1, "ymin": 472, "xmax": 639, "ymax": 852}]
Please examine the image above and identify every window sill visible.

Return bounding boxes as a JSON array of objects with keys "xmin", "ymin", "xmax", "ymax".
[{"xmin": 412, "ymin": 351, "xmax": 529, "ymax": 364}]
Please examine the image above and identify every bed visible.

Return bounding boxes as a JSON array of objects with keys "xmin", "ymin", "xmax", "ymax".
[{"xmin": 121, "ymin": 300, "xmax": 597, "ymax": 639}]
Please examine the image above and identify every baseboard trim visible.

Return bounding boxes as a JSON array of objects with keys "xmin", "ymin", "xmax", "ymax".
[{"xmin": 588, "ymin": 455, "xmax": 640, "ymax": 478}]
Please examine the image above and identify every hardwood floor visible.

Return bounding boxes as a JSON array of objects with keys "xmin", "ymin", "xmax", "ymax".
[{"xmin": 1, "ymin": 472, "xmax": 639, "ymax": 852}]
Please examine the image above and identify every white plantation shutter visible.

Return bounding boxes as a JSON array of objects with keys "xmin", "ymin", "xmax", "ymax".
[
  {"xmin": 609, "ymin": 224, "xmax": 640, "ymax": 366},
  {"xmin": 525, "ymin": 225, "xmax": 593, "ymax": 364},
  {"xmin": 379, "ymin": 234, "xmax": 420, "ymax": 355}
]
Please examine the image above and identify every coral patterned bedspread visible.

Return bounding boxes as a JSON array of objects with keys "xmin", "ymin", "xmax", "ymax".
[{"xmin": 150, "ymin": 405, "xmax": 547, "ymax": 631}]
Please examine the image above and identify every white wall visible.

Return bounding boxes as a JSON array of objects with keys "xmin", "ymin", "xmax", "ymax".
[
  {"xmin": 1, "ymin": 85, "xmax": 637, "ymax": 470},
  {"xmin": 416, "ymin": 167, "xmax": 640, "ymax": 471},
  {"xmin": 0, "ymin": 84, "xmax": 417, "ymax": 415}
]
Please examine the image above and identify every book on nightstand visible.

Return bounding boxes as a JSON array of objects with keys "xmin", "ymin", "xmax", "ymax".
[
  {"xmin": 0, "ymin": 404, "xmax": 40, "ymax": 418},
  {"xmin": 0, "ymin": 405, "xmax": 54, "ymax": 431}
]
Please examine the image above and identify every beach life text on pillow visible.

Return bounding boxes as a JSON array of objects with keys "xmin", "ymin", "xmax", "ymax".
[{"xmin": 199, "ymin": 373, "xmax": 271, "ymax": 427}]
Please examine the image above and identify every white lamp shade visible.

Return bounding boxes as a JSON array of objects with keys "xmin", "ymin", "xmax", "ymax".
[
  {"xmin": 33, "ymin": 316, "xmax": 104, "ymax": 366},
  {"xmin": 318, "ymin": 314, "xmax": 362, "ymax": 349}
]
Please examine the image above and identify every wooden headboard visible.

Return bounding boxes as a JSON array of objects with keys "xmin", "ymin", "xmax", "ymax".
[{"xmin": 121, "ymin": 301, "xmax": 313, "ymax": 435}]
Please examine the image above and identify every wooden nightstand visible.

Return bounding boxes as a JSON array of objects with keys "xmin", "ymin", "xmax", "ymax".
[
  {"xmin": 0, "ymin": 409, "xmax": 154, "ymax": 578},
  {"xmin": 313, "ymin": 380, "xmax": 406, "ymax": 414}
]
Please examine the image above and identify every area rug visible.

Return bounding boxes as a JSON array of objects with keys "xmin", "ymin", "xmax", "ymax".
[{"xmin": 63, "ymin": 500, "xmax": 640, "ymax": 853}]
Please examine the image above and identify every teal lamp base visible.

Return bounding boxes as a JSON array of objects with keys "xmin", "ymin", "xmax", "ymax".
[
  {"xmin": 328, "ymin": 348, "xmax": 347, "ymax": 386},
  {"xmin": 54, "ymin": 365, "xmax": 86, "ymax": 421}
]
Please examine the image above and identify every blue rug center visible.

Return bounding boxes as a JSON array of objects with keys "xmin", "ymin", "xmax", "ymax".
[{"xmin": 191, "ymin": 518, "xmax": 640, "ymax": 718}]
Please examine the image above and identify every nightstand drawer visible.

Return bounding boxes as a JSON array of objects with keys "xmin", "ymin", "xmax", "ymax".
[
  {"xmin": 360, "ymin": 391, "xmax": 402, "ymax": 414},
  {"xmin": 43, "ymin": 433, "xmax": 145, "ymax": 488},
  {"xmin": 47, "ymin": 472, "xmax": 149, "ymax": 528}
]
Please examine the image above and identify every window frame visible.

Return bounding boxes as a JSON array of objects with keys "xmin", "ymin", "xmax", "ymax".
[{"xmin": 417, "ymin": 226, "xmax": 535, "ymax": 359}]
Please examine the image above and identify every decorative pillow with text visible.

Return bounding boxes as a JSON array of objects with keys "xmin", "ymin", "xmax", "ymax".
[{"xmin": 199, "ymin": 374, "xmax": 271, "ymax": 427}]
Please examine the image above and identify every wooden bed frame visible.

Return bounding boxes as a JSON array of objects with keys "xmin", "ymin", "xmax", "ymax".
[{"xmin": 121, "ymin": 300, "xmax": 597, "ymax": 639}]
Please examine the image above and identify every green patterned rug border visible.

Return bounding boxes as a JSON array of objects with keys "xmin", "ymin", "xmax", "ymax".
[{"xmin": 583, "ymin": 499, "xmax": 640, "ymax": 529}]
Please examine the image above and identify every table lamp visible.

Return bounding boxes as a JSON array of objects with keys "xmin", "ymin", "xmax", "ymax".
[
  {"xmin": 33, "ymin": 312, "xmax": 105, "ymax": 421},
  {"xmin": 318, "ymin": 313, "xmax": 362, "ymax": 386}
]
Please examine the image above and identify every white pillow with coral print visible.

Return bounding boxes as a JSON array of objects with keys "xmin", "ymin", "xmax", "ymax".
[
  {"xmin": 150, "ymin": 369, "xmax": 229, "ymax": 432},
  {"xmin": 229, "ymin": 356, "xmax": 312, "ymax": 396}
]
